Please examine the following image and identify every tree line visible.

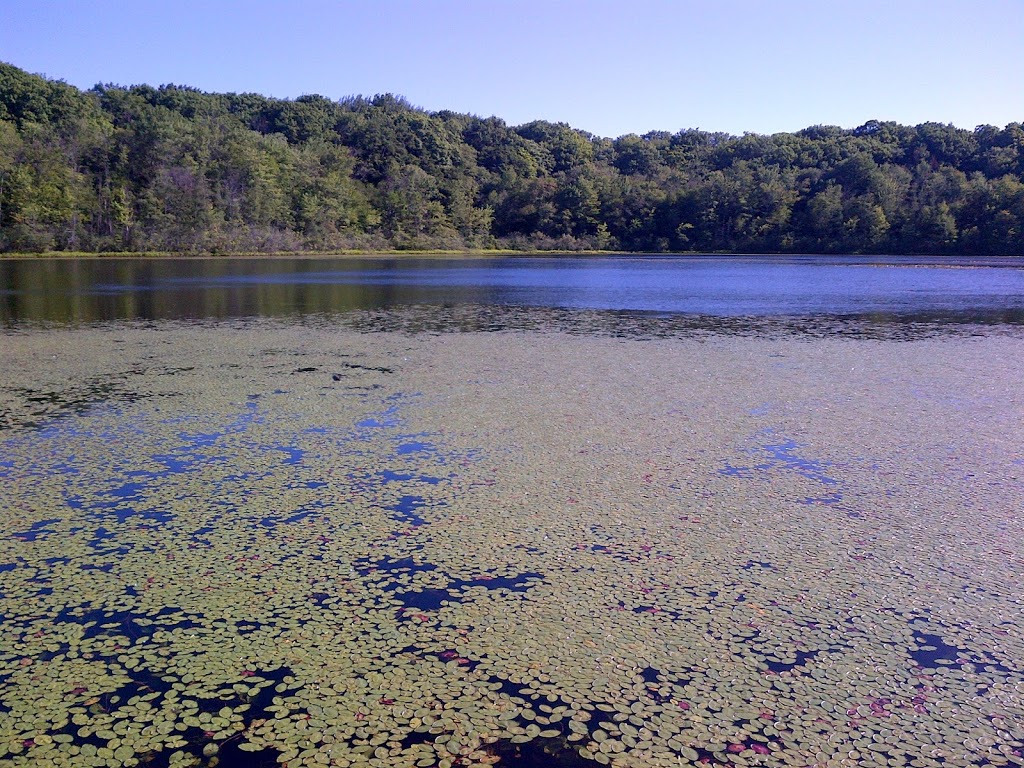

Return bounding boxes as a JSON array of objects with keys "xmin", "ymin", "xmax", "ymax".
[{"xmin": 1, "ymin": 61, "xmax": 1022, "ymax": 255}]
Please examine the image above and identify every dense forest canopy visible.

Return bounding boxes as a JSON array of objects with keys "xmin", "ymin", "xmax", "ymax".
[{"xmin": 0, "ymin": 61, "xmax": 1022, "ymax": 255}]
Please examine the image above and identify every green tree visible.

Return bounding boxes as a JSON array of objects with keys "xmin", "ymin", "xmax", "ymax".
[
  {"xmin": 802, "ymin": 183, "xmax": 845, "ymax": 252},
  {"xmin": 0, "ymin": 120, "xmax": 22, "ymax": 230}
]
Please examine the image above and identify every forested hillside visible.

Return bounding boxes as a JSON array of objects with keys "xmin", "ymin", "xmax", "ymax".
[{"xmin": 1, "ymin": 62, "xmax": 1022, "ymax": 255}]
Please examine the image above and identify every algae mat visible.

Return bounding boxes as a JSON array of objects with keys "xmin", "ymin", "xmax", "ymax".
[{"xmin": 1, "ymin": 319, "xmax": 1023, "ymax": 768}]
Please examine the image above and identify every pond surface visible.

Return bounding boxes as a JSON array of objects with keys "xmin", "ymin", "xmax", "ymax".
[
  {"xmin": 4, "ymin": 254, "xmax": 1024, "ymax": 327},
  {"xmin": 2, "ymin": 257, "xmax": 1024, "ymax": 768}
]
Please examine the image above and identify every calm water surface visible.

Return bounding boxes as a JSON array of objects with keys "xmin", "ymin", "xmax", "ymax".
[{"xmin": 3, "ymin": 254, "xmax": 1024, "ymax": 327}]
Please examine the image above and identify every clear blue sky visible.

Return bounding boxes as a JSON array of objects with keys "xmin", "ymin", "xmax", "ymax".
[{"xmin": 1, "ymin": 0, "xmax": 1021, "ymax": 138}]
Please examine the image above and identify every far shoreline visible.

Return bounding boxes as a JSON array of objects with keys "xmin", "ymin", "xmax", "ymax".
[{"xmin": 1, "ymin": 250, "xmax": 1022, "ymax": 267}]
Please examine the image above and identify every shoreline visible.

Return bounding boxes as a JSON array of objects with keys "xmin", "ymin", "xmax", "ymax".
[
  {"xmin": 1, "ymin": 248, "xmax": 597, "ymax": 260},
  {"xmin": 2, "ymin": 249, "xmax": 1022, "ymax": 264}
]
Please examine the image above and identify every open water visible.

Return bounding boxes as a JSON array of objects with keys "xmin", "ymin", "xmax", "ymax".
[{"xmin": 3, "ymin": 254, "xmax": 1024, "ymax": 327}]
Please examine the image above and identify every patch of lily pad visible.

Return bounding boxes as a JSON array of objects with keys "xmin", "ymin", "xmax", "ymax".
[{"xmin": 1, "ymin": 321, "xmax": 1023, "ymax": 767}]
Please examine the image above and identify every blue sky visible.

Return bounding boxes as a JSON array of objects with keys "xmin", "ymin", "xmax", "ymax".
[{"xmin": 1, "ymin": 0, "xmax": 1021, "ymax": 138}]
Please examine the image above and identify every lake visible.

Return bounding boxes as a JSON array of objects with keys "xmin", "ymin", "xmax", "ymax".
[
  {"xmin": 2, "ymin": 255, "xmax": 1023, "ymax": 768},
  {"xmin": 4, "ymin": 254, "xmax": 1024, "ymax": 326}
]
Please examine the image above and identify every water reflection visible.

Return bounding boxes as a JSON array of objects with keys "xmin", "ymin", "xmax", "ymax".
[{"xmin": 3, "ymin": 255, "xmax": 1024, "ymax": 335}]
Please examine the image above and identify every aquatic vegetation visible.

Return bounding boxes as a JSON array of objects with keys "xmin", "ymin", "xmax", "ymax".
[{"xmin": 1, "ymin": 322, "xmax": 1024, "ymax": 767}]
